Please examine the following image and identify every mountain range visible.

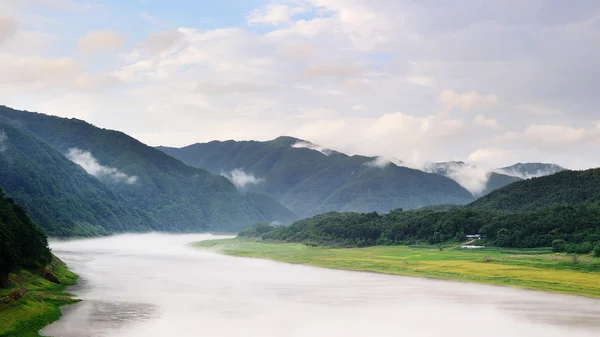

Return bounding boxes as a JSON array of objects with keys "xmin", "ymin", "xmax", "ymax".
[
  {"xmin": 0, "ymin": 105, "xmax": 569, "ymax": 237},
  {"xmin": 158, "ymin": 137, "xmax": 562, "ymax": 217},
  {"xmin": 0, "ymin": 106, "xmax": 294, "ymax": 236}
]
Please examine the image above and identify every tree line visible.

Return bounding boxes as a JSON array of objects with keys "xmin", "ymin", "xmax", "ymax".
[{"xmin": 240, "ymin": 205, "xmax": 600, "ymax": 255}]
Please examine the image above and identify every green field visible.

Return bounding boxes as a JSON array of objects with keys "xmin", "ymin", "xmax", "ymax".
[
  {"xmin": 0, "ymin": 257, "xmax": 78, "ymax": 337},
  {"xmin": 195, "ymin": 238, "xmax": 600, "ymax": 298}
]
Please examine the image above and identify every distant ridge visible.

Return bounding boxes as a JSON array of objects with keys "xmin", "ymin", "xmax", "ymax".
[
  {"xmin": 498, "ymin": 162, "xmax": 566, "ymax": 179},
  {"xmin": 158, "ymin": 137, "xmax": 475, "ymax": 217},
  {"xmin": 0, "ymin": 106, "xmax": 295, "ymax": 236}
]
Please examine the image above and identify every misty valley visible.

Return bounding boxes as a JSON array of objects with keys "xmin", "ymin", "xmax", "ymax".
[
  {"xmin": 2, "ymin": 1, "xmax": 600, "ymax": 335},
  {"xmin": 1, "ymin": 106, "xmax": 600, "ymax": 337}
]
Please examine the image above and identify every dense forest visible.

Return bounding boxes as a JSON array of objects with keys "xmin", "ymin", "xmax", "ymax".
[
  {"xmin": 158, "ymin": 136, "xmax": 475, "ymax": 217},
  {"xmin": 0, "ymin": 106, "xmax": 295, "ymax": 236},
  {"xmin": 470, "ymin": 169, "xmax": 600, "ymax": 211},
  {"xmin": 241, "ymin": 206, "xmax": 600, "ymax": 252},
  {"xmin": 240, "ymin": 168, "xmax": 600, "ymax": 253},
  {"xmin": 0, "ymin": 188, "xmax": 51, "ymax": 288}
]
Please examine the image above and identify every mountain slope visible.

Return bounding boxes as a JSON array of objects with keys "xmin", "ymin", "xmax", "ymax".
[
  {"xmin": 469, "ymin": 168, "xmax": 600, "ymax": 211},
  {"xmin": 0, "ymin": 106, "xmax": 294, "ymax": 233},
  {"xmin": 0, "ymin": 120, "xmax": 155, "ymax": 236},
  {"xmin": 158, "ymin": 137, "xmax": 475, "ymax": 216}
]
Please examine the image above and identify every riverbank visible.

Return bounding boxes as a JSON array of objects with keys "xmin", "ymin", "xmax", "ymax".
[
  {"xmin": 195, "ymin": 238, "xmax": 600, "ymax": 298},
  {"xmin": 0, "ymin": 256, "xmax": 79, "ymax": 337}
]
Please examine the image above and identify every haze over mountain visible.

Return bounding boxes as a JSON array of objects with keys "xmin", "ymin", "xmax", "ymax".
[
  {"xmin": 0, "ymin": 106, "xmax": 294, "ymax": 236},
  {"xmin": 158, "ymin": 137, "xmax": 475, "ymax": 217},
  {"xmin": 497, "ymin": 163, "xmax": 566, "ymax": 179},
  {"xmin": 424, "ymin": 161, "xmax": 522, "ymax": 197}
]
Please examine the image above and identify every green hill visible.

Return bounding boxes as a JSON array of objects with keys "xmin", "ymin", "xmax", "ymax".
[
  {"xmin": 469, "ymin": 168, "xmax": 600, "ymax": 211},
  {"xmin": 158, "ymin": 137, "xmax": 475, "ymax": 216},
  {"xmin": 0, "ymin": 106, "xmax": 295, "ymax": 235},
  {"xmin": 0, "ymin": 121, "xmax": 156, "ymax": 236},
  {"xmin": 237, "ymin": 168, "xmax": 600, "ymax": 250}
]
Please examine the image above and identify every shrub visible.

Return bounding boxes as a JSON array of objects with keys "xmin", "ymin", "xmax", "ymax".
[
  {"xmin": 594, "ymin": 245, "xmax": 600, "ymax": 258},
  {"xmin": 552, "ymin": 239, "xmax": 566, "ymax": 252}
]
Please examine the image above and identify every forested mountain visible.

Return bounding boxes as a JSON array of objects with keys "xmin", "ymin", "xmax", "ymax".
[
  {"xmin": 0, "ymin": 188, "xmax": 51, "ymax": 287},
  {"xmin": 498, "ymin": 163, "xmax": 565, "ymax": 179},
  {"xmin": 0, "ymin": 106, "xmax": 294, "ymax": 235},
  {"xmin": 240, "ymin": 167, "xmax": 600, "ymax": 250},
  {"xmin": 470, "ymin": 168, "xmax": 600, "ymax": 211},
  {"xmin": 426, "ymin": 161, "xmax": 522, "ymax": 196},
  {"xmin": 158, "ymin": 137, "xmax": 475, "ymax": 217},
  {"xmin": 0, "ymin": 121, "xmax": 155, "ymax": 236}
]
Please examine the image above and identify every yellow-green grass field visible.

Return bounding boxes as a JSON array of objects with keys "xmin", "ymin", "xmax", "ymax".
[
  {"xmin": 0, "ymin": 257, "xmax": 78, "ymax": 337},
  {"xmin": 195, "ymin": 238, "xmax": 600, "ymax": 298}
]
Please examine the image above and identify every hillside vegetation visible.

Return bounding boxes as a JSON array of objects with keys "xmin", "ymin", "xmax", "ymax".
[
  {"xmin": 159, "ymin": 137, "xmax": 475, "ymax": 217},
  {"xmin": 470, "ymin": 169, "xmax": 600, "ymax": 211},
  {"xmin": 238, "ymin": 168, "xmax": 600, "ymax": 252},
  {"xmin": 0, "ymin": 106, "xmax": 294, "ymax": 236},
  {"xmin": 0, "ymin": 189, "xmax": 52, "ymax": 287}
]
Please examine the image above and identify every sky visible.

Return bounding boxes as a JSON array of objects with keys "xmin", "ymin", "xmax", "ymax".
[{"xmin": 1, "ymin": 0, "xmax": 599, "ymax": 170}]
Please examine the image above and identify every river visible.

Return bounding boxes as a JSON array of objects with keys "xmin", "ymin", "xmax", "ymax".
[{"xmin": 43, "ymin": 233, "xmax": 600, "ymax": 337}]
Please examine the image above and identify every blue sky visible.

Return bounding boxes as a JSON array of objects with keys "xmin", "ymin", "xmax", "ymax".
[{"xmin": 1, "ymin": 0, "xmax": 600, "ymax": 175}]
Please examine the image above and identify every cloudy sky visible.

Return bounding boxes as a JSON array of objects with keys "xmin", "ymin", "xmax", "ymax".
[{"xmin": 1, "ymin": 0, "xmax": 599, "ymax": 169}]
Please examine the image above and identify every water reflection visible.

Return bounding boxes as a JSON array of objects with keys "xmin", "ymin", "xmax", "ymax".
[{"xmin": 42, "ymin": 234, "xmax": 600, "ymax": 337}]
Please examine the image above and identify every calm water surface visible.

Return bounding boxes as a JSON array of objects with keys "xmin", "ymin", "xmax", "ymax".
[{"xmin": 43, "ymin": 234, "xmax": 600, "ymax": 337}]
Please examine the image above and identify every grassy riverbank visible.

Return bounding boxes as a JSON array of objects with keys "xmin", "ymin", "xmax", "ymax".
[
  {"xmin": 0, "ymin": 257, "xmax": 78, "ymax": 337},
  {"xmin": 195, "ymin": 238, "xmax": 600, "ymax": 298}
]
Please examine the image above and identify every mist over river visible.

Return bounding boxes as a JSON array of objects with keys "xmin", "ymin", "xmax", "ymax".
[{"xmin": 43, "ymin": 234, "xmax": 600, "ymax": 337}]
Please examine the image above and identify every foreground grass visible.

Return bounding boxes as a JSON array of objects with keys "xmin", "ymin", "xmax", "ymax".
[
  {"xmin": 0, "ymin": 257, "xmax": 79, "ymax": 337},
  {"xmin": 195, "ymin": 238, "xmax": 600, "ymax": 298}
]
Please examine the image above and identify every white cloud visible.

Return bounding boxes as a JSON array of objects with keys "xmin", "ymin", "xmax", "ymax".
[
  {"xmin": 468, "ymin": 148, "xmax": 518, "ymax": 168},
  {"xmin": 73, "ymin": 72, "xmax": 122, "ymax": 91},
  {"xmin": 248, "ymin": 4, "xmax": 311, "ymax": 25},
  {"xmin": 350, "ymin": 105, "xmax": 366, "ymax": 111},
  {"xmin": 139, "ymin": 12, "xmax": 160, "ymax": 25},
  {"xmin": 137, "ymin": 29, "xmax": 185, "ymax": 54},
  {"xmin": 407, "ymin": 76, "xmax": 434, "ymax": 86},
  {"xmin": 302, "ymin": 62, "xmax": 362, "ymax": 78},
  {"xmin": 221, "ymin": 168, "xmax": 264, "ymax": 189},
  {"xmin": 439, "ymin": 90, "xmax": 498, "ymax": 113},
  {"xmin": 524, "ymin": 124, "xmax": 594, "ymax": 146},
  {"xmin": 364, "ymin": 156, "xmax": 402, "ymax": 168},
  {"xmin": 425, "ymin": 162, "xmax": 492, "ymax": 196},
  {"xmin": 516, "ymin": 104, "xmax": 563, "ymax": 116},
  {"xmin": 292, "ymin": 141, "xmax": 333, "ymax": 155},
  {"xmin": 66, "ymin": 148, "xmax": 138, "ymax": 184},
  {"xmin": 0, "ymin": 17, "xmax": 18, "ymax": 45},
  {"xmin": 78, "ymin": 31, "xmax": 125, "ymax": 55},
  {"xmin": 0, "ymin": 55, "xmax": 80, "ymax": 89},
  {"xmin": 0, "ymin": 130, "xmax": 7, "ymax": 152},
  {"xmin": 474, "ymin": 114, "xmax": 501, "ymax": 130},
  {"xmin": 196, "ymin": 81, "xmax": 275, "ymax": 95},
  {"xmin": 4, "ymin": 0, "xmax": 600, "ymax": 172}
]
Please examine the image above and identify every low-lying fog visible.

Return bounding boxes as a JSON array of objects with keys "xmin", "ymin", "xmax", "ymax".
[{"xmin": 43, "ymin": 234, "xmax": 600, "ymax": 337}]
